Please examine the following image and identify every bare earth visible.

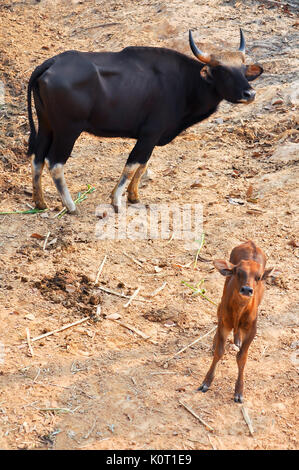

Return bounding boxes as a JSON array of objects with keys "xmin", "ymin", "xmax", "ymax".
[{"xmin": 0, "ymin": 0, "xmax": 298, "ymax": 450}]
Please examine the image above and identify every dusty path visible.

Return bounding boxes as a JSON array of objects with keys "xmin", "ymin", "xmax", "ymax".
[{"xmin": 0, "ymin": 0, "xmax": 298, "ymax": 450}]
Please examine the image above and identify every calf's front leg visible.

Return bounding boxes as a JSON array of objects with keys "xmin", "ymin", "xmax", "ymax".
[
  {"xmin": 198, "ymin": 324, "xmax": 231, "ymax": 393},
  {"xmin": 234, "ymin": 323, "xmax": 256, "ymax": 403}
]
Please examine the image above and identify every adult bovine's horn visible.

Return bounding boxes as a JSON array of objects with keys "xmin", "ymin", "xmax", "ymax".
[
  {"xmin": 239, "ymin": 28, "xmax": 246, "ymax": 55},
  {"xmin": 189, "ymin": 30, "xmax": 211, "ymax": 64}
]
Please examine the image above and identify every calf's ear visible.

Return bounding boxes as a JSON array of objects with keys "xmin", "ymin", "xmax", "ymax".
[
  {"xmin": 213, "ymin": 259, "xmax": 235, "ymax": 277},
  {"xmin": 245, "ymin": 64, "xmax": 263, "ymax": 81},
  {"xmin": 262, "ymin": 266, "xmax": 275, "ymax": 280}
]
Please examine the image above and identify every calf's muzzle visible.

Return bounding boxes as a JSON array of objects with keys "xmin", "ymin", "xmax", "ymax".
[{"xmin": 240, "ymin": 285, "xmax": 253, "ymax": 296}]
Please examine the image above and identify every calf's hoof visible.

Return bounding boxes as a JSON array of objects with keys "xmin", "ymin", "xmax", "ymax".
[
  {"xmin": 234, "ymin": 393, "xmax": 244, "ymax": 403},
  {"xmin": 197, "ymin": 383, "xmax": 209, "ymax": 393}
]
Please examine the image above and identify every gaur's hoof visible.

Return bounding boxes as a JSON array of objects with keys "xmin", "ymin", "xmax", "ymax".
[
  {"xmin": 112, "ymin": 203, "xmax": 120, "ymax": 213},
  {"xmin": 127, "ymin": 195, "xmax": 140, "ymax": 204},
  {"xmin": 234, "ymin": 393, "xmax": 243, "ymax": 403},
  {"xmin": 35, "ymin": 202, "xmax": 48, "ymax": 210},
  {"xmin": 197, "ymin": 384, "xmax": 209, "ymax": 393},
  {"xmin": 68, "ymin": 206, "xmax": 79, "ymax": 215}
]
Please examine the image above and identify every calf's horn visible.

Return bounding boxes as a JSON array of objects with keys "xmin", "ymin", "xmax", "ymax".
[{"xmin": 189, "ymin": 30, "xmax": 211, "ymax": 64}]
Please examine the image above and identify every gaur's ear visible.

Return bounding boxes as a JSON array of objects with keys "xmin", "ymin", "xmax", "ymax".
[
  {"xmin": 262, "ymin": 267, "xmax": 275, "ymax": 280},
  {"xmin": 213, "ymin": 259, "xmax": 235, "ymax": 277},
  {"xmin": 200, "ymin": 65, "xmax": 213, "ymax": 83},
  {"xmin": 245, "ymin": 64, "xmax": 263, "ymax": 81}
]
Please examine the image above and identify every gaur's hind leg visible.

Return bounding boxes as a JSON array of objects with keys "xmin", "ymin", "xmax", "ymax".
[
  {"xmin": 46, "ymin": 132, "xmax": 79, "ymax": 214},
  {"xmin": 32, "ymin": 157, "xmax": 47, "ymax": 210},
  {"xmin": 32, "ymin": 126, "xmax": 52, "ymax": 210},
  {"xmin": 49, "ymin": 163, "xmax": 77, "ymax": 214}
]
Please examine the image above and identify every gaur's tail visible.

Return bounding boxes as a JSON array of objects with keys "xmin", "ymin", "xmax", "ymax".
[{"xmin": 27, "ymin": 58, "xmax": 54, "ymax": 156}]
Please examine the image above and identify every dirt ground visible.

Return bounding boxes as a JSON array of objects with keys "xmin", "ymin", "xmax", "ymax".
[{"xmin": 0, "ymin": 0, "xmax": 298, "ymax": 451}]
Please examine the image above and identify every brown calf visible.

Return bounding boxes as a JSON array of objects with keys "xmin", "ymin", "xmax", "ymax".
[{"xmin": 198, "ymin": 240, "xmax": 274, "ymax": 402}]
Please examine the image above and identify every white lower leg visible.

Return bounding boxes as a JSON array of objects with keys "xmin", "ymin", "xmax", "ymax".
[
  {"xmin": 111, "ymin": 163, "xmax": 138, "ymax": 212},
  {"xmin": 50, "ymin": 163, "xmax": 76, "ymax": 213}
]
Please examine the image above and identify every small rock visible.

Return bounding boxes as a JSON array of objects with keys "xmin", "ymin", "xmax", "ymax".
[
  {"xmin": 65, "ymin": 284, "xmax": 76, "ymax": 294},
  {"xmin": 95, "ymin": 305, "xmax": 101, "ymax": 317},
  {"xmin": 164, "ymin": 321, "xmax": 176, "ymax": 327},
  {"xmin": 24, "ymin": 313, "xmax": 35, "ymax": 321},
  {"xmin": 271, "ymin": 98, "xmax": 283, "ymax": 106},
  {"xmin": 228, "ymin": 197, "xmax": 245, "ymax": 205},
  {"xmin": 190, "ymin": 180, "xmax": 203, "ymax": 188},
  {"xmin": 269, "ymin": 143, "xmax": 299, "ymax": 164},
  {"xmin": 106, "ymin": 313, "xmax": 121, "ymax": 320}
]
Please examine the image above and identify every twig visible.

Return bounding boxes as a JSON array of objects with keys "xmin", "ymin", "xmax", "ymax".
[
  {"xmin": 124, "ymin": 286, "xmax": 141, "ymax": 308},
  {"xmin": 75, "ymin": 22, "xmax": 121, "ymax": 33},
  {"xmin": 182, "ymin": 280, "xmax": 218, "ymax": 306},
  {"xmin": 150, "ymin": 281, "xmax": 167, "ymax": 297},
  {"xmin": 39, "ymin": 407, "xmax": 78, "ymax": 415},
  {"xmin": 97, "ymin": 285, "xmax": 151, "ymax": 303},
  {"xmin": 17, "ymin": 317, "xmax": 90, "ymax": 348},
  {"xmin": 53, "ymin": 206, "xmax": 66, "ymax": 219},
  {"xmin": 150, "ymin": 371, "xmax": 176, "ymax": 375},
  {"xmin": 165, "ymin": 326, "xmax": 217, "ymax": 362},
  {"xmin": 256, "ymin": 0, "xmax": 298, "ymax": 9},
  {"xmin": 194, "ymin": 233, "xmax": 205, "ymax": 269},
  {"xmin": 33, "ymin": 368, "xmax": 40, "ymax": 383},
  {"xmin": 179, "ymin": 401, "xmax": 214, "ymax": 432},
  {"xmin": 25, "ymin": 328, "xmax": 34, "ymax": 356},
  {"xmin": 53, "ymin": 185, "xmax": 95, "ymax": 219},
  {"xmin": 108, "ymin": 318, "xmax": 156, "ymax": 343},
  {"xmin": 113, "ymin": 320, "xmax": 150, "ymax": 339},
  {"xmin": 43, "ymin": 231, "xmax": 51, "ymax": 251},
  {"xmin": 208, "ymin": 434, "xmax": 217, "ymax": 450},
  {"xmin": 166, "ymin": 233, "xmax": 174, "ymax": 244},
  {"xmin": 83, "ymin": 418, "xmax": 97, "ymax": 439},
  {"xmin": 0, "ymin": 208, "xmax": 47, "ymax": 215},
  {"xmin": 123, "ymin": 251, "xmax": 144, "ymax": 268},
  {"xmin": 94, "ymin": 254, "xmax": 107, "ymax": 285},
  {"xmin": 260, "ymin": 345, "xmax": 269, "ymax": 359},
  {"xmin": 173, "ymin": 261, "xmax": 193, "ymax": 268},
  {"xmin": 241, "ymin": 405, "xmax": 254, "ymax": 437}
]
